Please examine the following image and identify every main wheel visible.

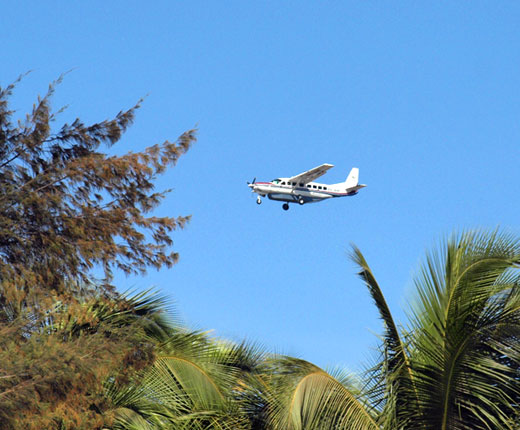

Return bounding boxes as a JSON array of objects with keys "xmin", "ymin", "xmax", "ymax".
[
  {"xmin": 282, "ymin": 203, "xmax": 289, "ymax": 211},
  {"xmin": 256, "ymin": 197, "xmax": 262, "ymax": 205},
  {"xmin": 298, "ymin": 197, "xmax": 305, "ymax": 205}
]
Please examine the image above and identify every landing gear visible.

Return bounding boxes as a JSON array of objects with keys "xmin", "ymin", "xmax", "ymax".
[
  {"xmin": 282, "ymin": 203, "xmax": 289, "ymax": 211},
  {"xmin": 298, "ymin": 197, "xmax": 305, "ymax": 205},
  {"xmin": 256, "ymin": 197, "xmax": 262, "ymax": 205}
]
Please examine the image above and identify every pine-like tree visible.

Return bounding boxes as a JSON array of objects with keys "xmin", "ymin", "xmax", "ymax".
[
  {"xmin": 0, "ymin": 74, "xmax": 195, "ymax": 309},
  {"xmin": 0, "ymin": 74, "xmax": 196, "ymax": 429}
]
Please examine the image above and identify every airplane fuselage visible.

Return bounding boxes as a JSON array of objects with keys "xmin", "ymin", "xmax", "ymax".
[
  {"xmin": 247, "ymin": 164, "xmax": 365, "ymax": 210},
  {"xmin": 250, "ymin": 178, "xmax": 359, "ymax": 205}
]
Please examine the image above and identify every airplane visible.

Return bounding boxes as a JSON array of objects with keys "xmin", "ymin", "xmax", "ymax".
[{"xmin": 247, "ymin": 163, "xmax": 366, "ymax": 210}]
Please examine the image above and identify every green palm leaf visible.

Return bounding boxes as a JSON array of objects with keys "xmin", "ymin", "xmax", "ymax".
[
  {"xmin": 261, "ymin": 356, "xmax": 378, "ymax": 430},
  {"xmin": 109, "ymin": 330, "xmax": 257, "ymax": 430},
  {"xmin": 405, "ymin": 230, "xmax": 520, "ymax": 430},
  {"xmin": 350, "ymin": 245, "xmax": 418, "ymax": 428}
]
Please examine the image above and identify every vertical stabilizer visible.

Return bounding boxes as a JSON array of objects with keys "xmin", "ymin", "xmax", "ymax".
[{"xmin": 345, "ymin": 168, "xmax": 359, "ymax": 189}]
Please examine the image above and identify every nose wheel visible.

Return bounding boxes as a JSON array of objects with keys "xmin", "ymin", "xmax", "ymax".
[
  {"xmin": 298, "ymin": 197, "xmax": 305, "ymax": 205},
  {"xmin": 282, "ymin": 203, "xmax": 289, "ymax": 211},
  {"xmin": 256, "ymin": 197, "xmax": 262, "ymax": 205}
]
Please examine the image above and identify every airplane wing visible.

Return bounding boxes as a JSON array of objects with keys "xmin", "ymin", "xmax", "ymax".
[{"xmin": 287, "ymin": 163, "xmax": 334, "ymax": 184}]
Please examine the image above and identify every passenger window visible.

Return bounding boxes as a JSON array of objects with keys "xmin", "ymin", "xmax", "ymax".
[
  {"xmin": 299, "ymin": 183, "xmax": 304, "ymax": 186},
  {"xmin": 324, "ymin": 187, "xmax": 327, "ymax": 190},
  {"xmin": 312, "ymin": 185, "xmax": 317, "ymax": 189},
  {"xmin": 292, "ymin": 182, "xmax": 296, "ymax": 186},
  {"xmin": 318, "ymin": 186, "xmax": 322, "ymax": 190},
  {"xmin": 307, "ymin": 185, "xmax": 311, "ymax": 188},
  {"xmin": 282, "ymin": 182, "xmax": 285, "ymax": 185}
]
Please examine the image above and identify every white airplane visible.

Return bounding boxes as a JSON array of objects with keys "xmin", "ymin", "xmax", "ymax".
[{"xmin": 247, "ymin": 163, "xmax": 366, "ymax": 210}]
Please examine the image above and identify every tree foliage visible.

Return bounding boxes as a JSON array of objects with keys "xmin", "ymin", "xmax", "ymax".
[
  {"xmin": 0, "ymin": 74, "xmax": 195, "ymax": 307},
  {"xmin": 0, "ymin": 290, "xmax": 172, "ymax": 429},
  {"xmin": 3, "ymin": 75, "xmax": 520, "ymax": 430},
  {"xmin": 218, "ymin": 230, "xmax": 520, "ymax": 430},
  {"xmin": 0, "ymin": 75, "xmax": 195, "ymax": 429},
  {"xmin": 107, "ymin": 333, "xmax": 266, "ymax": 430},
  {"xmin": 341, "ymin": 230, "xmax": 520, "ymax": 430}
]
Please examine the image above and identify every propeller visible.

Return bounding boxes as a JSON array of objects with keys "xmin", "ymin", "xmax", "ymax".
[{"xmin": 247, "ymin": 178, "xmax": 256, "ymax": 198}]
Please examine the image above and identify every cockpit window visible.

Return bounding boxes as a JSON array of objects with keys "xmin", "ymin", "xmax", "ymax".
[{"xmin": 272, "ymin": 179, "xmax": 281, "ymax": 184}]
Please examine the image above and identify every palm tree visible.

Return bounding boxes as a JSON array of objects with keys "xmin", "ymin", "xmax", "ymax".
[
  {"xmin": 254, "ymin": 356, "xmax": 379, "ymax": 430},
  {"xmin": 255, "ymin": 230, "xmax": 520, "ymax": 430},
  {"xmin": 107, "ymin": 322, "xmax": 266, "ymax": 430}
]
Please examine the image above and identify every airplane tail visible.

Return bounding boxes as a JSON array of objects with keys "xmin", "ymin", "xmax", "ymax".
[
  {"xmin": 344, "ymin": 168, "xmax": 359, "ymax": 188},
  {"xmin": 331, "ymin": 167, "xmax": 366, "ymax": 193}
]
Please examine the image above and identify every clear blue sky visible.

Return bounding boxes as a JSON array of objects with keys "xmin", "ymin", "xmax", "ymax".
[{"xmin": 2, "ymin": 2, "xmax": 519, "ymax": 371}]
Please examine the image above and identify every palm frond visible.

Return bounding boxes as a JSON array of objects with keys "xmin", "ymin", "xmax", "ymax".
[
  {"xmin": 261, "ymin": 356, "xmax": 379, "ymax": 430},
  {"xmin": 350, "ymin": 245, "xmax": 419, "ymax": 426},
  {"xmin": 350, "ymin": 246, "xmax": 410, "ymax": 373},
  {"xmin": 108, "ymin": 329, "xmax": 255, "ymax": 430},
  {"xmin": 404, "ymin": 229, "xmax": 520, "ymax": 430}
]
